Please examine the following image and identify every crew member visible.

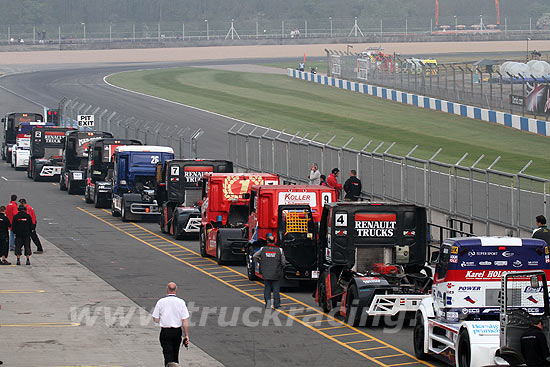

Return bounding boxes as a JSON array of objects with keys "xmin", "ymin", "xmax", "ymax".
[
  {"xmin": 253, "ymin": 234, "xmax": 286, "ymax": 309},
  {"xmin": 520, "ymin": 319, "xmax": 550, "ymax": 367},
  {"xmin": 19, "ymin": 199, "xmax": 43, "ymax": 253},
  {"xmin": 152, "ymin": 282, "xmax": 190, "ymax": 367},
  {"xmin": 308, "ymin": 163, "xmax": 320, "ymax": 185},
  {"xmin": 0, "ymin": 206, "xmax": 10, "ymax": 265},
  {"xmin": 327, "ymin": 168, "xmax": 343, "ymax": 200},
  {"xmin": 343, "ymin": 170, "xmax": 362, "ymax": 201},
  {"xmin": 6, "ymin": 194, "xmax": 17, "ymax": 251},
  {"xmin": 12, "ymin": 205, "xmax": 33, "ymax": 266},
  {"xmin": 533, "ymin": 215, "xmax": 550, "ymax": 245}
]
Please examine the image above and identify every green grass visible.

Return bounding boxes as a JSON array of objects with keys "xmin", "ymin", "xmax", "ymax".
[
  {"xmin": 107, "ymin": 67, "xmax": 550, "ymax": 177},
  {"xmin": 262, "ymin": 61, "xmax": 328, "ymax": 74}
]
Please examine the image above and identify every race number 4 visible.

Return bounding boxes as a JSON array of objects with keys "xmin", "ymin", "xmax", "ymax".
[{"xmin": 335, "ymin": 213, "xmax": 347, "ymax": 227}]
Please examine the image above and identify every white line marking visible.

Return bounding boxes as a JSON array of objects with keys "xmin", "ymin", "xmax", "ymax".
[{"xmin": 1, "ymin": 176, "xmax": 7, "ymax": 181}]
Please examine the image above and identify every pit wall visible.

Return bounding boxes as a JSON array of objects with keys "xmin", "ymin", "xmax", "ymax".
[{"xmin": 287, "ymin": 68, "xmax": 550, "ymax": 137}]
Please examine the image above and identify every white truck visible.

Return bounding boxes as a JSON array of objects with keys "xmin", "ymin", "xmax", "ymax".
[
  {"xmin": 10, "ymin": 122, "xmax": 48, "ymax": 171},
  {"xmin": 413, "ymin": 237, "xmax": 550, "ymax": 367}
]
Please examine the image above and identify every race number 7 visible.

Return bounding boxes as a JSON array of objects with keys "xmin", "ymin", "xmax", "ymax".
[
  {"xmin": 171, "ymin": 166, "xmax": 180, "ymax": 176},
  {"xmin": 150, "ymin": 156, "xmax": 160, "ymax": 164},
  {"xmin": 335, "ymin": 213, "xmax": 347, "ymax": 227}
]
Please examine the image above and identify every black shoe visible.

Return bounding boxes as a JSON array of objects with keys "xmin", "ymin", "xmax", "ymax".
[
  {"xmin": 2, "ymin": 260, "xmax": 11, "ymax": 265},
  {"xmin": 16, "ymin": 259, "xmax": 21, "ymax": 265},
  {"xmin": 26, "ymin": 259, "xmax": 30, "ymax": 266},
  {"xmin": 35, "ymin": 250, "xmax": 43, "ymax": 254}
]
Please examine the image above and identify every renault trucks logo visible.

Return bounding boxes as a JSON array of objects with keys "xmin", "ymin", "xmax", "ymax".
[
  {"xmin": 278, "ymin": 192, "xmax": 317, "ymax": 207},
  {"xmin": 44, "ymin": 131, "xmax": 64, "ymax": 144},
  {"xmin": 183, "ymin": 166, "xmax": 213, "ymax": 183},
  {"xmin": 355, "ymin": 213, "xmax": 396, "ymax": 237}
]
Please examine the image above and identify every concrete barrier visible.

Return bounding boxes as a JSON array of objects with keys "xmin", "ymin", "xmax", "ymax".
[{"xmin": 288, "ymin": 68, "xmax": 550, "ymax": 137}]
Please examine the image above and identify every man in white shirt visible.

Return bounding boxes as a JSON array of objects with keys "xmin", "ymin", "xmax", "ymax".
[
  {"xmin": 308, "ymin": 163, "xmax": 321, "ymax": 185},
  {"xmin": 152, "ymin": 282, "xmax": 190, "ymax": 366}
]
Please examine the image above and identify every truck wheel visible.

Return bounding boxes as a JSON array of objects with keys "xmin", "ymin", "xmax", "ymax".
[
  {"xmin": 200, "ymin": 229, "xmax": 208, "ymax": 257},
  {"xmin": 172, "ymin": 217, "xmax": 182, "ymax": 240},
  {"xmin": 121, "ymin": 200, "xmax": 129, "ymax": 222},
  {"xmin": 59, "ymin": 174, "xmax": 67, "ymax": 191},
  {"xmin": 345, "ymin": 284, "xmax": 361, "ymax": 326},
  {"xmin": 457, "ymin": 330, "xmax": 471, "ymax": 367},
  {"xmin": 216, "ymin": 234, "xmax": 226, "ymax": 266},
  {"xmin": 246, "ymin": 247, "xmax": 259, "ymax": 280},
  {"xmin": 413, "ymin": 314, "xmax": 428, "ymax": 359},
  {"xmin": 111, "ymin": 200, "xmax": 121, "ymax": 217},
  {"xmin": 318, "ymin": 282, "xmax": 331, "ymax": 313}
]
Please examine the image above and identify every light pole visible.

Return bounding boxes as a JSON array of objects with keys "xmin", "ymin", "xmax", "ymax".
[
  {"xmin": 454, "ymin": 16, "xmax": 457, "ymax": 32},
  {"xmin": 205, "ymin": 19, "xmax": 209, "ymax": 40},
  {"xmin": 81, "ymin": 22, "xmax": 86, "ymax": 42},
  {"xmin": 329, "ymin": 17, "xmax": 333, "ymax": 38},
  {"xmin": 527, "ymin": 37, "xmax": 530, "ymax": 60}
]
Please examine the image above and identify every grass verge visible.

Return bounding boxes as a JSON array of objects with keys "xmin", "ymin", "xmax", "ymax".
[{"xmin": 107, "ymin": 67, "xmax": 550, "ymax": 178}]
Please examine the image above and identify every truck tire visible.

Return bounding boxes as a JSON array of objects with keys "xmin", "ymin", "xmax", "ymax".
[
  {"xmin": 413, "ymin": 314, "xmax": 428, "ymax": 359},
  {"xmin": 246, "ymin": 246, "xmax": 259, "ymax": 280},
  {"xmin": 216, "ymin": 234, "xmax": 226, "ymax": 266},
  {"xmin": 318, "ymin": 281, "xmax": 332, "ymax": 313},
  {"xmin": 111, "ymin": 200, "xmax": 121, "ymax": 217},
  {"xmin": 121, "ymin": 198, "xmax": 129, "ymax": 222},
  {"xmin": 172, "ymin": 217, "xmax": 182, "ymax": 240},
  {"xmin": 200, "ymin": 228, "xmax": 208, "ymax": 257},
  {"xmin": 457, "ymin": 329, "xmax": 471, "ymax": 367},
  {"xmin": 59, "ymin": 174, "xmax": 67, "ymax": 191},
  {"xmin": 67, "ymin": 179, "xmax": 77, "ymax": 195},
  {"xmin": 345, "ymin": 284, "xmax": 361, "ymax": 326}
]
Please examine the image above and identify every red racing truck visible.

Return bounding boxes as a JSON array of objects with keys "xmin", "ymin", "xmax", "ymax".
[
  {"xmin": 199, "ymin": 173, "xmax": 279, "ymax": 265},
  {"xmin": 246, "ymin": 185, "xmax": 337, "ymax": 286}
]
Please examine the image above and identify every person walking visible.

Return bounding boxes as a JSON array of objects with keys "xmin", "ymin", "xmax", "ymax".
[
  {"xmin": 343, "ymin": 170, "xmax": 363, "ymax": 201},
  {"xmin": 533, "ymin": 215, "xmax": 550, "ymax": 245},
  {"xmin": 6, "ymin": 195, "xmax": 17, "ymax": 251},
  {"xmin": 152, "ymin": 282, "xmax": 190, "ymax": 367},
  {"xmin": 253, "ymin": 234, "xmax": 286, "ymax": 309},
  {"xmin": 0, "ymin": 206, "xmax": 11, "ymax": 265},
  {"xmin": 19, "ymin": 199, "xmax": 43, "ymax": 253},
  {"xmin": 12, "ymin": 205, "xmax": 33, "ymax": 266},
  {"xmin": 308, "ymin": 163, "xmax": 321, "ymax": 185},
  {"xmin": 327, "ymin": 168, "xmax": 343, "ymax": 200}
]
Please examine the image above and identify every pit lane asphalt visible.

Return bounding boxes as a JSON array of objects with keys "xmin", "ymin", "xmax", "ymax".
[{"xmin": 0, "ymin": 62, "xmax": 445, "ymax": 367}]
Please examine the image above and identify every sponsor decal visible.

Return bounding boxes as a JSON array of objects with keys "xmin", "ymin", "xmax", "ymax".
[
  {"xmin": 44, "ymin": 131, "xmax": 64, "ymax": 144},
  {"xmin": 546, "ymin": 247, "xmax": 549, "ymax": 255},
  {"xmin": 465, "ymin": 270, "xmax": 508, "ymax": 279},
  {"xmin": 460, "ymin": 261, "xmax": 475, "ymax": 268},
  {"xmin": 527, "ymin": 295, "xmax": 539, "ymax": 304},
  {"xmin": 446, "ymin": 311, "xmax": 458, "ymax": 321},
  {"xmin": 447, "ymin": 283, "xmax": 454, "ymax": 289},
  {"xmin": 494, "ymin": 260, "xmax": 508, "ymax": 266},
  {"xmin": 546, "ymin": 255, "xmax": 550, "ymax": 264},
  {"xmin": 265, "ymin": 251, "xmax": 277, "ymax": 258},
  {"xmin": 222, "ymin": 175, "xmax": 266, "ymax": 200},
  {"xmin": 278, "ymin": 191, "xmax": 317, "ymax": 207},
  {"xmin": 513, "ymin": 260, "xmax": 523, "ymax": 268},
  {"xmin": 479, "ymin": 261, "xmax": 491, "ymax": 266},
  {"xmin": 502, "ymin": 251, "xmax": 515, "ymax": 258},
  {"xmin": 183, "ymin": 166, "xmax": 214, "ymax": 183},
  {"xmin": 528, "ymin": 261, "xmax": 539, "ymax": 266},
  {"xmin": 462, "ymin": 308, "xmax": 469, "ymax": 315},
  {"xmin": 446, "ymin": 296, "xmax": 452, "ymax": 305},
  {"xmin": 360, "ymin": 277, "xmax": 381, "ymax": 284},
  {"xmin": 471, "ymin": 323, "xmax": 499, "ymax": 336},
  {"xmin": 468, "ymin": 251, "xmax": 498, "ymax": 257},
  {"xmin": 458, "ymin": 286, "xmax": 481, "ymax": 292},
  {"xmin": 335, "ymin": 230, "xmax": 347, "ymax": 236},
  {"xmin": 451, "ymin": 246, "xmax": 458, "ymax": 254},
  {"xmin": 524, "ymin": 286, "xmax": 543, "ymax": 293},
  {"xmin": 355, "ymin": 213, "xmax": 396, "ymax": 237},
  {"xmin": 464, "ymin": 296, "xmax": 476, "ymax": 304},
  {"xmin": 449, "ymin": 255, "xmax": 458, "ymax": 263}
]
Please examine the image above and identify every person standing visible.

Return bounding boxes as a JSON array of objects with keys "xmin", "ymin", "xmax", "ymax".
[
  {"xmin": 19, "ymin": 199, "xmax": 43, "ymax": 253},
  {"xmin": 308, "ymin": 163, "xmax": 321, "ymax": 185},
  {"xmin": 320, "ymin": 175, "xmax": 328, "ymax": 186},
  {"xmin": 327, "ymin": 168, "xmax": 343, "ymax": 200},
  {"xmin": 253, "ymin": 234, "xmax": 286, "ymax": 309},
  {"xmin": 0, "ymin": 206, "xmax": 10, "ymax": 265},
  {"xmin": 343, "ymin": 170, "xmax": 363, "ymax": 201},
  {"xmin": 532, "ymin": 215, "xmax": 550, "ymax": 245},
  {"xmin": 152, "ymin": 282, "xmax": 190, "ymax": 367},
  {"xmin": 520, "ymin": 319, "xmax": 550, "ymax": 367},
  {"xmin": 12, "ymin": 205, "xmax": 33, "ymax": 266},
  {"xmin": 6, "ymin": 195, "xmax": 17, "ymax": 251}
]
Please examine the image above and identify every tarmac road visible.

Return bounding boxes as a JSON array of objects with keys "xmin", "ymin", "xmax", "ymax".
[{"xmin": 0, "ymin": 61, "xmax": 444, "ymax": 367}]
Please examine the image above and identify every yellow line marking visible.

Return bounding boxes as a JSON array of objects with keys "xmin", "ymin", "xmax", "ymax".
[
  {"xmin": 345, "ymin": 339, "xmax": 374, "ymax": 344},
  {"xmin": 388, "ymin": 362, "xmax": 422, "ymax": 367},
  {"xmin": 331, "ymin": 332, "xmax": 361, "ymax": 338},
  {"xmin": 307, "ymin": 319, "xmax": 330, "ymax": 324},
  {"xmin": 318, "ymin": 325, "xmax": 347, "ymax": 331},
  {"xmin": 358, "ymin": 346, "xmax": 390, "ymax": 351},
  {"xmin": 376, "ymin": 354, "xmax": 405, "ymax": 359},
  {"xmin": 209, "ymin": 270, "xmax": 233, "ymax": 274},
  {"xmin": 0, "ymin": 290, "xmax": 45, "ymax": 294},
  {"xmin": 1, "ymin": 322, "xmax": 80, "ymax": 327},
  {"xmin": 293, "ymin": 313, "xmax": 321, "ymax": 318},
  {"xmin": 78, "ymin": 207, "xmax": 434, "ymax": 367}
]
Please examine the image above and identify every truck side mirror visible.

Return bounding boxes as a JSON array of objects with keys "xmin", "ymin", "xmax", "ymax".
[
  {"xmin": 430, "ymin": 251, "xmax": 440, "ymax": 264},
  {"xmin": 242, "ymin": 193, "xmax": 250, "ymax": 199},
  {"xmin": 531, "ymin": 276, "xmax": 540, "ymax": 289}
]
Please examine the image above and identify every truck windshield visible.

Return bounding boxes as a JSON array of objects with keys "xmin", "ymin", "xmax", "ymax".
[
  {"xmin": 75, "ymin": 133, "xmax": 103, "ymax": 157},
  {"xmin": 44, "ymin": 147, "xmax": 62, "ymax": 159}
]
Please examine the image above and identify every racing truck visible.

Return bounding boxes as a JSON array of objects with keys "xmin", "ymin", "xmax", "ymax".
[
  {"xmin": 11, "ymin": 122, "xmax": 51, "ymax": 170},
  {"xmin": 59, "ymin": 130, "xmax": 113, "ymax": 195},
  {"xmin": 2, "ymin": 112, "xmax": 45, "ymax": 163},
  {"xmin": 413, "ymin": 237, "xmax": 550, "ymax": 367},
  {"xmin": 156, "ymin": 159, "xmax": 233, "ymax": 239},
  {"xmin": 316, "ymin": 202, "xmax": 432, "ymax": 324},
  {"xmin": 28, "ymin": 126, "xmax": 75, "ymax": 181},
  {"xmin": 199, "ymin": 173, "xmax": 279, "ymax": 265},
  {"xmin": 84, "ymin": 138, "xmax": 142, "ymax": 208},
  {"xmin": 110, "ymin": 145, "xmax": 174, "ymax": 222},
  {"xmin": 246, "ymin": 185, "xmax": 337, "ymax": 286}
]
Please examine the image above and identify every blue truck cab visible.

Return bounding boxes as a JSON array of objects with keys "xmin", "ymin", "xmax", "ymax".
[{"xmin": 110, "ymin": 145, "xmax": 175, "ymax": 222}]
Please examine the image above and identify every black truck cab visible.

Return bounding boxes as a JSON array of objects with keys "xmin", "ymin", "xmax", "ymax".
[{"xmin": 28, "ymin": 126, "xmax": 75, "ymax": 181}]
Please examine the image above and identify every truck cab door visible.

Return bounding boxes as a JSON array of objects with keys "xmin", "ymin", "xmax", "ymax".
[{"xmin": 277, "ymin": 205, "xmax": 316, "ymax": 272}]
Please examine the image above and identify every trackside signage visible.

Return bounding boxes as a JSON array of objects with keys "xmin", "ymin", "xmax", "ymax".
[
  {"xmin": 355, "ymin": 213, "xmax": 397, "ymax": 237},
  {"xmin": 278, "ymin": 192, "xmax": 317, "ymax": 207},
  {"xmin": 77, "ymin": 115, "xmax": 95, "ymax": 127}
]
